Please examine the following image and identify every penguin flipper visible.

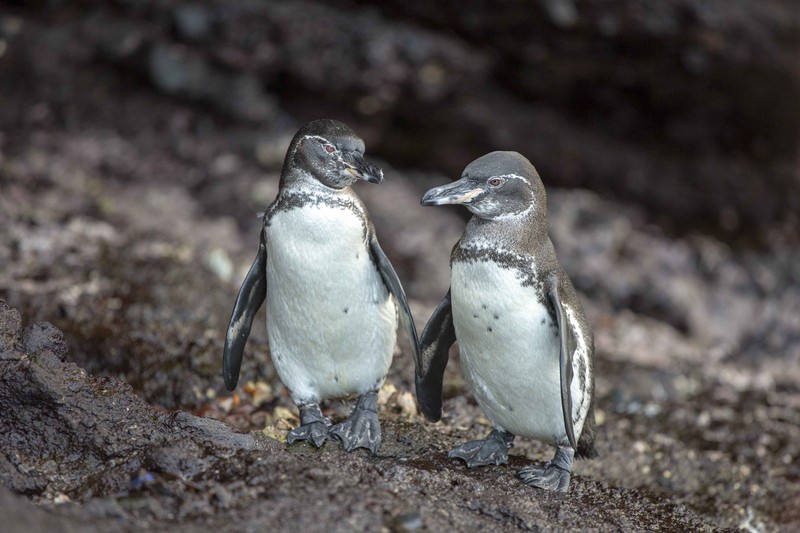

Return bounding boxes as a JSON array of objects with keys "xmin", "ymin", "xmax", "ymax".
[
  {"xmin": 223, "ymin": 228, "xmax": 267, "ymax": 391},
  {"xmin": 549, "ymin": 278, "xmax": 578, "ymax": 450},
  {"xmin": 368, "ymin": 233, "xmax": 420, "ymax": 363},
  {"xmin": 416, "ymin": 289, "xmax": 456, "ymax": 422}
]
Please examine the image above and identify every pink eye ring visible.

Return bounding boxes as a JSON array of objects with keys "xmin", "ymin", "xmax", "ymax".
[
  {"xmin": 488, "ymin": 178, "xmax": 503, "ymax": 187},
  {"xmin": 324, "ymin": 144, "xmax": 336, "ymax": 154}
]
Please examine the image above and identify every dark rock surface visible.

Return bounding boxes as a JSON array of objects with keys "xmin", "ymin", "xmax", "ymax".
[
  {"xmin": 0, "ymin": 301, "xmax": 717, "ymax": 531},
  {"xmin": 1, "ymin": 1, "xmax": 799, "ymax": 532}
]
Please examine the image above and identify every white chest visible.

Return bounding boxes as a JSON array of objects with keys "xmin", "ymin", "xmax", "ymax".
[
  {"xmin": 262, "ymin": 204, "xmax": 397, "ymax": 404},
  {"xmin": 266, "ymin": 203, "xmax": 367, "ymax": 271},
  {"xmin": 451, "ymin": 260, "xmax": 565, "ymax": 440}
]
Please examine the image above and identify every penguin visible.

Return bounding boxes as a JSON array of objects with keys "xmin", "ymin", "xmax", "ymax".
[
  {"xmin": 223, "ymin": 119, "xmax": 419, "ymax": 455},
  {"xmin": 416, "ymin": 151, "xmax": 597, "ymax": 492}
]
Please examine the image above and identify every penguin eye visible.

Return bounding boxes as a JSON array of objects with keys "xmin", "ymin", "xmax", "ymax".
[
  {"xmin": 488, "ymin": 178, "xmax": 503, "ymax": 187},
  {"xmin": 324, "ymin": 144, "xmax": 336, "ymax": 154}
]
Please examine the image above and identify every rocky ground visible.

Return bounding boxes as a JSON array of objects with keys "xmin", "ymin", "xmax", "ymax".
[{"xmin": 1, "ymin": 2, "xmax": 799, "ymax": 532}]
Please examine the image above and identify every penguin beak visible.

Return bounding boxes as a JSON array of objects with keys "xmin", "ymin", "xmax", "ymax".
[
  {"xmin": 421, "ymin": 178, "xmax": 486, "ymax": 206},
  {"xmin": 342, "ymin": 151, "xmax": 384, "ymax": 184}
]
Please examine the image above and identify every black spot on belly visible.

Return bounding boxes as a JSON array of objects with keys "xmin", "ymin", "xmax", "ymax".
[
  {"xmin": 343, "ymin": 307, "xmax": 349, "ymax": 314},
  {"xmin": 482, "ymin": 304, "xmax": 487, "ymax": 309},
  {"xmin": 334, "ymin": 374, "xmax": 340, "ymax": 383},
  {"xmin": 494, "ymin": 314, "xmax": 499, "ymax": 320},
  {"xmin": 487, "ymin": 327, "xmax": 493, "ymax": 333},
  {"xmin": 508, "ymin": 405, "xmax": 515, "ymax": 412},
  {"xmin": 540, "ymin": 318, "xmax": 546, "ymax": 325},
  {"xmin": 473, "ymin": 314, "xmax": 479, "ymax": 319}
]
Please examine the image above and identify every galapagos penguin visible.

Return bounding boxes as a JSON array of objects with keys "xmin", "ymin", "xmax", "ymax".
[
  {"xmin": 223, "ymin": 119, "xmax": 419, "ymax": 454},
  {"xmin": 417, "ymin": 151, "xmax": 597, "ymax": 491}
]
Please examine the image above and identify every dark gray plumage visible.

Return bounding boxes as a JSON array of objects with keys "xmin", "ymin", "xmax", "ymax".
[
  {"xmin": 418, "ymin": 151, "xmax": 596, "ymax": 492},
  {"xmin": 223, "ymin": 119, "xmax": 420, "ymax": 455}
]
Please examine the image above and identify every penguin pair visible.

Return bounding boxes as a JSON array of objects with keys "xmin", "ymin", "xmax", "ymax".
[{"xmin": 223, "ymin": 119, "xmax": 596, "ymax": 492}]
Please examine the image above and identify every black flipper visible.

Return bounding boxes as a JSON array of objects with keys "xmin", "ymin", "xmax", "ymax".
[
  {"xmin": 222, "ymin": 228, "xmax": 267, "ymax": 391},
  {"xmin": 549, "ymin": 278, "xmax": 578, "ymax": 450},
  {"xmin": 368, "ymin": 233, "xmax": 420, "ymax": 365},
  {"xmin": 416, "ymin": 289, "xmax": 456, "ymax": 422}
]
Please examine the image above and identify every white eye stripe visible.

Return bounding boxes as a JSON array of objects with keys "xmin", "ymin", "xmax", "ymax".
[
  {"xmin": 492, "ymin": 173, "xmax": 526, "ymax": 181},
  {"xmin": 290, "ymin": 135, "xmax": 336, "ymax": 159}
]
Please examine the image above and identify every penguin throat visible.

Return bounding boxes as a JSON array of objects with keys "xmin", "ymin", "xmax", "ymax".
[
  {"xmin": 291, "ymin": 167, "xmax": 352, "ymax": 191},
  {"xmin": 467, "ymin": 197, "xmax": 537, "ymax": 221}
]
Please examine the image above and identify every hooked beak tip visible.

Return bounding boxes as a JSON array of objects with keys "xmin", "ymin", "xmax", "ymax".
[
  {"xmin": 346, "ymin": 166, "xmax": 383, "ymax": 184},
  {"xmin": 420, "ymin": 192, "xmax": 439, "ymax": 206}
]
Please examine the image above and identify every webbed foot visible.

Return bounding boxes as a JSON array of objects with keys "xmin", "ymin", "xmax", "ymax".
[
  {"xmin": 517, "ymin": 446, "xmax": 574, "ymax": 492},
  {"xmin": 448, "ymin": 429, "xmax": 515, "ymax": 468},
  {"xmin": 287, "ymin": 403, "xmax": 331, "ymax": 448},
  {"xmin": 330, "ymin": 392, "xmax": 381, "ymax": 454}
]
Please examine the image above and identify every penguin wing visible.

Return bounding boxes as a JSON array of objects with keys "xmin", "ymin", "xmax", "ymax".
[
  {"xmin": 222, "ymin": 227, "xmax": 267, "ymax": 391},
  {"xmin": 416, "ymin": 289, "xmax": 456, "ymax": 422},
  {"xmin": 368, "ymin": 233, "xmax": 421, "ymax": 363},
  {"xmin": 549, "ymin": 277, "xmax": 578, "ymax": 450}
]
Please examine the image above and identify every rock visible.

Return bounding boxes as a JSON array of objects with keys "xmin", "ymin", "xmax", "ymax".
[
  {"xmin": 0, "ymin": 302, "xmax": 269, "ymax": 504},
  {"xmin": 18, "ymin": 322, "xmax": 68, "ymax": 362},
  {"xmin": 172, "ymin": 4, "xmax": 213, "ymax": 42},
  {"xmin": 0, "ymin": 316, "xmax": 171, "ymax": 499}
]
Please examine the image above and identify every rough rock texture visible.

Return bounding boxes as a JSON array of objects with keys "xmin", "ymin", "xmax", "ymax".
[
  {"xmin": 1, "ymin": 1, "xmax": 799, "ymax": 532},
  {"xmin": 0, "ymin": 302, "xmax": 716, "ymax": 531}
]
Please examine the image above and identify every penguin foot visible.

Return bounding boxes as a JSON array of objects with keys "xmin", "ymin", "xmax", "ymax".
[
  {"xmin": 330, "ymin": 392, "xmax": 381, "ymax": 454},
  {"xmin": 517, "ymin": 446, "xmax": 574, "ymax": 492},
  {"xmin": 448, "ymin": 429, "xmax": 515, "ymax": 468},
  {"xmin": 287, "ymin": 404, "xmax": 332, "ymax": 448}
]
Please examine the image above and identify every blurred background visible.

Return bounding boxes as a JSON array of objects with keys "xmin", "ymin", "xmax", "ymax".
[{"xmin": 1, "ymin": 1, "xmax": 799, "ymax": 531}]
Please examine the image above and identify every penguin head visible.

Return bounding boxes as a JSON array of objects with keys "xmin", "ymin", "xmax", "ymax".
[
  {"xmin": 285, "ymin": 119, "xmax": 384, "ymax": 189},
  {"xmin": 421, "ymin": 151, "xmax": 545, "ymax": 220}
]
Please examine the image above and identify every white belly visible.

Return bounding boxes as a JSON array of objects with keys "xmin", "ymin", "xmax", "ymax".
[
  {"xmin": 265, "ymin": 205, "xmax": 397, "ymax": 405},
  {"xmin": 451, "ymin": 260, "xmax": 566, "ymax": 443}
]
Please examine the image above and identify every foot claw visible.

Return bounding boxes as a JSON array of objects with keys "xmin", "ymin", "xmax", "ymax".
[
  {"xmin": 517, "ymin": 446, "xmax": 574, "ymax": 492},
  {"xmin": 448, "ymin": 429, "xmax": 515, "ymax": 468},
  {"xmin": 330, "ymin": 392, "xmax": 381, "ymax": 454},
  {"xmin": 287, "ymin": 421, "xmax": 330, "ymax": 448},
  {"xmin": 517, "ymin": 464, "xmax": 571, "ymax": 492},
  {"xmin": 286, "ymin": 404, "xmax": 331, "ymax": 448}
]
